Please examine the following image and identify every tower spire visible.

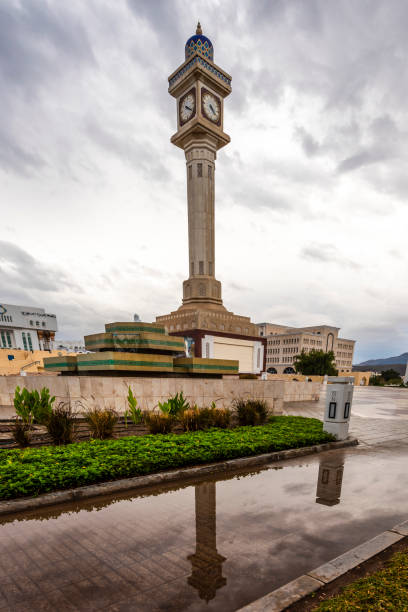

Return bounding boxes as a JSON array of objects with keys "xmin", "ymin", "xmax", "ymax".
[{"xmin": 196, "ymin": 21, "xmax": 202, "ymax": 35}]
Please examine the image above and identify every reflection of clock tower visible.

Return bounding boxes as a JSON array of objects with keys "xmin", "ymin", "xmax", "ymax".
[{"xmin": 157, "ymin": 24, "xmax": 264, "ymax": 367}]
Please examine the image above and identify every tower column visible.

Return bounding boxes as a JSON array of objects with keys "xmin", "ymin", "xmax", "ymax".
[
  {"xmin": 181, "ymin": 137, "xmax": 223, "ymax": 308},
  {"xmin": 185, "ymin": 144, "xmax": 216, "ymax": 279}
]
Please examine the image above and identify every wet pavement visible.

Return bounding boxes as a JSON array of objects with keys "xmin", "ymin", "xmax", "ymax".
[{"xmin": 1, "ymin": 387, "xmax": 408, "ymax": 611}]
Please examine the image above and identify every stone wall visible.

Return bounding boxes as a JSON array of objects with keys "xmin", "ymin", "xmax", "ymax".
[{"xmin": 0, "ymin": 375, "xmax": 321, "ymax": 419}]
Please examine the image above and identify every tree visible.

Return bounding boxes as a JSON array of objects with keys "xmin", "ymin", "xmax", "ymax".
[
  {"xmin": 293, "ymin": 349, "xmax": 338, "ymax": 376},
  {"xmin": 381, "ymin": 369, "xmax": 402, "ymax": 383}
]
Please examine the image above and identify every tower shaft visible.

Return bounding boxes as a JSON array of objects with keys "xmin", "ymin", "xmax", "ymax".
[
  {"xmin": 181, "ymin": 139, "xmax": 223, "ymax": 308},
  {"xmin": 186, "ymin": 144, "xmax": 215, "ymax": 279}
]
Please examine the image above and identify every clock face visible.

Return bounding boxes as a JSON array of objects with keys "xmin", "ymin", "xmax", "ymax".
[
  {"xmin": 202, "ymin": 92, "xmax": 220, "ymax": 122},
  {"xmin": 180, "ymin": 91, "xmax": 195, "ymax": 124}
]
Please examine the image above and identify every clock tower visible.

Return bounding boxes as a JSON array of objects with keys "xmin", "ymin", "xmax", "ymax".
[
  {"xmin": 169, "ymin": 22, "xmax": 231, "ymax": 309},
  {"xmin": 157, "ymin": 24, "xmax": 264, "ymax": 369}
]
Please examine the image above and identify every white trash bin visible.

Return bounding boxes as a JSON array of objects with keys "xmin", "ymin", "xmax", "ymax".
[{"xmin": 323, "ymin": 376, "xmax": 354, "ymax": 441}]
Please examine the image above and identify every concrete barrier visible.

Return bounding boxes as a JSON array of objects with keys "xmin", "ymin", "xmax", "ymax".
[{"xmin": 0, "ymin": 375, "xmax": 320, "ymax": 418}]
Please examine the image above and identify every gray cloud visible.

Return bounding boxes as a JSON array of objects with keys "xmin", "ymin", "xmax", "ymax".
[
  {"xmin": 1, "ymin": 0, "xmax": 407, "ymax": 362},
  {"xmin": 0, "ymin": 241, "xmax": 81, "ymax": 293},
  {"xmin": 0, "ymin": 1, "xmax": 95, "ymax": 175},
  {"xmin": 295, "ymin": 127, "xmax": 321, "ymax": 157},
  {"xmin": 85, "ymin": 118, "xmax": 171, "ymax": 182},
  {"xmin": 300, "ymin": 243, "xmax": 361, "ymax": 270},
  {"xmin": 0, "ymin": 1, "xmax": 94, "ymax": 94}
]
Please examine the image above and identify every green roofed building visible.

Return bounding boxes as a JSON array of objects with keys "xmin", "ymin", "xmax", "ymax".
[{"xmin": 44, "ymin": 321, "xmax": 238, "ymax": 377}]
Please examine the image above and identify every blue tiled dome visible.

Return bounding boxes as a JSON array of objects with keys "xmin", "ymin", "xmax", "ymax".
[{"xmin": 185, "ymin": 22, "xmax": 214, "ymax": 61}]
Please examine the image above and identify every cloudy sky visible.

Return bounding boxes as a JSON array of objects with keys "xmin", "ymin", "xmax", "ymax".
[{"xmin": 1, "ymin": 0, "xmax": 407, "ymax": 362}]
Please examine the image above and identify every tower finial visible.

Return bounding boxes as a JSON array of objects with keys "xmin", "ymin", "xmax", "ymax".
[{"xmin": 196, "ymin": 21, "xmax": 202, "ymax": 35}]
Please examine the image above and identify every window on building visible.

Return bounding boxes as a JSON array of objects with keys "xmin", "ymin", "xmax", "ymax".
[
  {"xmin": 42, "ymin": 322, "xmax": 46, "ymax": 327},
  {"xmin": 208, "ymin": 165, "xmax": 212, "ymax": 179},
  {"xmin": 36, "ymin": 321, "xmax": 40, "ymax": 326},
  {"xmin": 6, "ymin": 331, "xmax": 12, "ymax": 348},
  {"xmin": 0, "ymin": 331, "xmax": 6, "ymax": 347},
  {"xmin": 30, "ymin": 320, "xmax": 34, "ymax": 326},
  {"xmin": 197, "ymin": 163, "xmax": 202, "ymax": 177},
  {"xmin": 199, "ymin": 261, "xmax": 204, "ymax": 275},
  {"xmin": 27, "ymin": 333, "xmax": 33, "ymax": 350},
  {"xmin": 22, "ymin": 332, "xmax": 28, "ymax": 350},
  {"xmin": 188, "ymin": 165, "xmax": 192, "ymax": 179},
  {"xmin": 190, "ymin": 261, "xmax": 194, "ymax": 276},
  {"xmin": 208, "ymin": 261, "xmax": 213, "ymax": 275}
]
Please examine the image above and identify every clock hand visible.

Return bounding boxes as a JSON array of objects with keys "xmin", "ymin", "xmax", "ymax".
[
  {"xmin": 209, "ymin": 103, "xmax": 215, "ymax": 114},
  {"xmin": 185, "ymin": 105, "xmax": 192, "ymax": 111}
]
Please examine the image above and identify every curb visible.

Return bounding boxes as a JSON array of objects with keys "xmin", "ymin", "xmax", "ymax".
[
  {"xmin": 0, "ymin": 437, "xmax": 358, "ymax": 517},
  {"xmin": 238, "ymin": 520, "xmax": 408, "ymax": 611}
]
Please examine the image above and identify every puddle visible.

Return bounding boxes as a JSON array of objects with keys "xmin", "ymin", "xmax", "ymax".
[{"xmin": 1, "ymin": 442, "xmax": 408, "ymax": 610}]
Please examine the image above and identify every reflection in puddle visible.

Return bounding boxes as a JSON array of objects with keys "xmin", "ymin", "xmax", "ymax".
[
  {"xmin": 2, "ymin": 444, "xmax": 408, "ymax": 611},
  {"xmin": 188, "ymin": 483, "xmax": 227, "ymax": 601},
  {"xmin": 316, "ymin": 453, "xmax": 345, "ymax": 506}
]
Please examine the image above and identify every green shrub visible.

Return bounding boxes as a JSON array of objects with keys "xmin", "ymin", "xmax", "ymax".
[
  {"xmin": 84, "ymin": 407, "xmax": 118, "ymax": 439},
  {"xmin": 158, "ymin": 391, "xmax": 189, "ymax": 416},
  {"xmin": 35, "ymin": 388, "xmax": 56, "ymax": 424},
  {"xmin": 13, "ymin": 386, "xmax": 55, "ymax": 425},
  {"xmin": 13, "ymin": 387, "xmax": 33, "ymax": 425},
  {"xmin": 0, "ymin": 417, "xmax": 335, "ymax": 500},
  {"xmin": 46, "ymin": 402, "xmax": 76, "ymax": 445},
  {"xmin": 11, "ymin": 418, "xmax": 31, "ymax": 448},
  {"xmin": 234, "ymin": 399, "xmax": 268, "ymax": 426},
  {"xmin": 124, "ymin": 387, "xmax": 143, "ymax": 427},
  {"xmin": 144, "ymin": 412, "xmax": 174, "ymax": 434}
]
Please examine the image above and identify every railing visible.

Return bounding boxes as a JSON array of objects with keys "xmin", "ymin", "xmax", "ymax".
[{"xmin": 20, "ymin": 361, "xmax": 41, "ymax": 372}]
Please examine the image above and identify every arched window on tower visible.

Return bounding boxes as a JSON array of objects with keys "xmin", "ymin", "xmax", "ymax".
[{"xmin": 199, "ymin": 284, "xmax": 206, "ymax": 296}]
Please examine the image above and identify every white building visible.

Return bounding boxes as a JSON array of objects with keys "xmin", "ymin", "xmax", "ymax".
[
  {"xmin": 257, "ymin": 322, "xmax": 355, "ymax": 374},
  {"xmin": 0, "ymin": 303, "xmax": 57, "ymax": 351},
  {"xmin": 55, "ymin": 340, "xmax": 86, "ymax": 353}
]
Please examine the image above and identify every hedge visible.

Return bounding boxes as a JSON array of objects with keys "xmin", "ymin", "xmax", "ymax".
[{"xmin": 0, "ymin": 416, "xmax": 334, "ymax": 500}]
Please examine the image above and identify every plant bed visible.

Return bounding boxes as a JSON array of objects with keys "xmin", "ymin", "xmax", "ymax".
[
  {"xmin": 0, "ymin": 416, "xmax": 334, "ymax": 501},
  {"xmin": 288, "ymin": 538, "xmax": 408, "ymax": 611}
]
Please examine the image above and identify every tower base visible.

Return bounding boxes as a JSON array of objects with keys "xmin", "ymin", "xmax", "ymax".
[
  {"xmin": 156, "ymin": 303, "xmax": 266, "ymax": 374},
  {"xmin": 156, "ymin": 303, "xmax": 259, "ymax": 337}
]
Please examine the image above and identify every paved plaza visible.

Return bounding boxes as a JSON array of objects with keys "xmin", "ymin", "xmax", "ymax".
[
  {"xmin": 1, "ymin": 387, "xmax": 408, "ymax": 611},
  {"xmin": 285, "ymin": 386, "xmax": 408, "ymax": 446}
]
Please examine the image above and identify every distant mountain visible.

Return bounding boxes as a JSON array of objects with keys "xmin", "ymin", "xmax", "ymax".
[{"xmin": 357, "ymin": 353, "xmax": 408, "ymax": 366}]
